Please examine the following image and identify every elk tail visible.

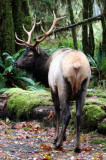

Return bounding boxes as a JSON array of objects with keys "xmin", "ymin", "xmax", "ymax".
[
  {"xmin": 73, "ymin": 62, "xmax": 81, "ymax": 93},
  {"xmin": 73, "ymin": 62, "xmax": 81, "ymax": 69}
]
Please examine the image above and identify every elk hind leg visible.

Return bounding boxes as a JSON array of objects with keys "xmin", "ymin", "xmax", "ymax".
[
  {"xmin": 55, "ymin": 82, "xmax": 72, "ymax": 149},
  {"xmin": 74, "ymin": 78, "xmax": 88, "ymax": 153},
  {"xmin": 51, "ymin": 89, "xmax": 60, "ymax": 144}
]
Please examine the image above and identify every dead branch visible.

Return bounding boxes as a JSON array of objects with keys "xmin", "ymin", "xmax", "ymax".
[{"xmin": 54, "ymin": 14, "xmax": 102, "ymax": 33}]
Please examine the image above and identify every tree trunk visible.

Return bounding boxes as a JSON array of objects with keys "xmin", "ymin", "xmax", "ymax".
[
  {"xmin": 0, "ymin": 0, "xmax": 15, "ymax": 55},
  {"xmin": 82, "ymin": 0, "xmax": 89, "ymax": 55},
  {"xmin": 96, "ymin": 0, "xmax": 106, "ymax": 53},
  {"xmin": 0, "ymin": 0, "xmax": 31, "ymax": 55},
  {"xmin": 88, "ymin": 0, "xmax": 95, "ymax": 57},
  {"xmin": 12, "ymin": 0, "xmax": 31, "ymax": 51},
  {"xmin": 101, "ymin": 1, "xmax": 106, "ymax": 53},
  {"xmin": 67, "ymin": 0, "xmax": 78, "ymax": 49}
]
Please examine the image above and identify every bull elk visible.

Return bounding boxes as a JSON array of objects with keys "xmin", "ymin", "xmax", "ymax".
[{"xmin": 14, "ymin": 12, "xmax": 91, "ymax": 153}]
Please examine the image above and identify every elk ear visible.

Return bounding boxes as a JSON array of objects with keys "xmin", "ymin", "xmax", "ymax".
[{"xmin": 35, "ymin": 44, "xmax": 41, "ymax": 54}]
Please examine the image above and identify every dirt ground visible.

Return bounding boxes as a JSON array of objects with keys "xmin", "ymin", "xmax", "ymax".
[{"xmin": 0, "ymin": 119, "xmax": 105, "ymax": 160}]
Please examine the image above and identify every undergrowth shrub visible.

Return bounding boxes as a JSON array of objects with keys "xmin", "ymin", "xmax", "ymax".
[{"xmin": 0, "ymin": 49, "xmax": 45, "ymax": 93}]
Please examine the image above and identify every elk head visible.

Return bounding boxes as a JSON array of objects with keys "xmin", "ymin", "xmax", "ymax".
[{"xmin": 14, "ymin": 12, "xmax": 65, "ymax": 71}]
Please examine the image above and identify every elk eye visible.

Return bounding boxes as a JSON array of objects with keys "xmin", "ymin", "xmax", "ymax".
[{"xmin": 28, "ymin": 53, "xmax": 33, "ymax": 58}]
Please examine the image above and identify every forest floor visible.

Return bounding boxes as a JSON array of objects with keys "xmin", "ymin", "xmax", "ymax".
[{"xmin": 0, "ymin": 119, "xmax": 106, "ymax": 160}]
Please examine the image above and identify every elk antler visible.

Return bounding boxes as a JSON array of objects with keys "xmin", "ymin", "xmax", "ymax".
[
  {"xmin": 33, "ymin": 11, "xmax": 65, "ymax": 47},
  {"xmin": 15, "ymin": 12, "xmax": 65, "ymax": 47},
  {"xmin": 15, "ymin": 15, "xmax": 41, "ymax": 47}
]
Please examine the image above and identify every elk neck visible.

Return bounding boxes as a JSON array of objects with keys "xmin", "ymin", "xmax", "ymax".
[{"xmin": 33, "ymin": 48, "xmax": 51, "ymax": 87}]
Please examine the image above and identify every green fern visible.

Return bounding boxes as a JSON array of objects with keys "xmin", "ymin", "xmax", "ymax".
[
  {"xmin": 0, "ymin": 73, "xmax": 7, "ymax": 88},
  {"xmin": 87, "ymin": 49, "xmax": 106, "ymax": 81},
  {"xmin": 0, "ymin": 57, "xmax": 5, "ymax": 69},
  {"xmin": 0, "ymin": 49, "xmax": 45, "ymax": 91}
]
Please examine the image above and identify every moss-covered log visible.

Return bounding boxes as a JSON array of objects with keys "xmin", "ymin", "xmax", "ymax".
[
  {"xmin": 0, "ymin": 88, "xmax": 105, "ymax": 133},
  {"xmin": 0, "ymin": 88, "xmax": 53, "ymax": 119}
]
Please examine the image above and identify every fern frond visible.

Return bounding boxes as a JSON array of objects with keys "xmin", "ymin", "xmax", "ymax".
[
  {"xmin": 17, "ymin": 77, "xmax": 35, "ymax": 86},
  {"xmin": 3, "ymin": 65, "xmax": 13, "ymax": 73},
  {"xmin": 0, "ymin": 57, "xmax": 5, "ymax": 69},
  {"xmin": 101, "ymin": 58, "xmax": 106, "ymax": 74},
  {"xmin": 13, "ymin": 48, "xmax": 26, "ymax": 60},
  {"xmin": 87, "ymin": 54, "xmax": 98, "ymax": 69}
]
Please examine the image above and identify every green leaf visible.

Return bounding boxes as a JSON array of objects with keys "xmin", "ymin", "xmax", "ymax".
[
  {"xmin": 3, "ymin": 52, "xmax": 10, "ymax": 56},
  {"xmin": 13, "ymin": 48, "xmax": 26, "ymax": 60},
  {"xmin": 5, "ymin": 56, "xmax": 14, "ymax": 63},
  {"xmin": 4, "ymin": 65, "xmax": 13, "ymax": 73},
  {"xmin": 87, "ymin": 54, "xmax": 98, "ymax": 69},
  {"xmin": 0, "ymin": 88, "xmax": 9, "ymax": 93},
  {"xmin": 101, "ymin": 57, "xmax": 106, "ymax": 74},
  {"xmin": 17, "ymin": 77, "xmax": 35, "ymax": 85},
  {"xmin": 0, "ymin": 57, "xmax": 5, "ymax": 69}
]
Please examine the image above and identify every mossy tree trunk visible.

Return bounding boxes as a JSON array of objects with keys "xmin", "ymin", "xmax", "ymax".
[
  {"xmin": 0, "ymin": 0, "xmax": 15, "ymax": 55},
  {"xmin": 82, "ymin": 0, "xmax": 89, "ymax": 55},
  {"xmin": 12, "ymin": 0, "xmax": 31, "ymax": 51},
  {"xmin": 88, "ymin": 0, "xmax": 95, "ymax": 57},
  {"xmin": 97, "ymin": 0, "xmax": 106, "ymax": 53},
  {"xmin": 67, "ymin": 0, "xmax": 78, "ymax": 49},
  {"xmin": 101, "ymin": 1, "xmax": 106, "ymax": 53},
  {"xmin": 0, "ymin": 0, "xmax": 31, "ymax": 55}
]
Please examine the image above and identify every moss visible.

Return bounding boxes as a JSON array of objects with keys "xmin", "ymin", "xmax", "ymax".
[
  {"xmin": 97, "ymin": 122, "xmax": 106, "ymax": 135},
  {"xmin": 70, "ymin": 104, "xmax": 106, "ymax": 131},
  {"xmin": 6, "ymin": 88, "xmax": 53, "ymax": 119},
  {"xmin": 85, "ymin": 98, "xmax": 106, "ymax": 106},
  {"xmin": 87, "ymin": 88, "xmax": 106, "ymax": 98},
  {"xmin": 82, "ymin": 105, "xmax": 106, "ymax": 131},
  {"xmin": 90, "ymin": 137, "xmax": 106, "ymax": 146}
]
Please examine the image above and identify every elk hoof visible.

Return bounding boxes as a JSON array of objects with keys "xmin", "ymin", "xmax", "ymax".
[
  {"xmin": 63, "ymin": 135, "xmax": 66, "ymax": 141},
  {"xmin": 53, "ymin": 138, "xmax": 58, "ymax": 144},
  {"xmin": 74, "ymin": 147, "xmax": 81, "ymax": 153},
  {"xmin": 54, "ymin": 143, "xmax": 61, "ymax": 149}
]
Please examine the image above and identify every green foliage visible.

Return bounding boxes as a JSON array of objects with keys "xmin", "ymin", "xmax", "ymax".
[
  {"xmin": 40, "ymin": 37, "xmax": 82, "ymax": 55},
  {"xmin": 97, "ymin": 122, "xmax": 106, "ymax": 134},
  {"xmin": 29, "ymin": 0, "xmax": 55, "ymax": 21},
  {"xmin": 57, "ymin": 38, "xmax": 74, "ymax": 49},
  {"xmin": 87, "ymin": 49, "xmax": 106, "ymax": 83},
  {"xmin": 90, "ymin": 137, "xmax": 106, "ymax": 146},
  {"xmin": 0, "ymin": 49, "xmax": 44, "ymax": 92},
  {"xmin": 87, "ymin": 88, "xmax": 106, "ymax": 98}
]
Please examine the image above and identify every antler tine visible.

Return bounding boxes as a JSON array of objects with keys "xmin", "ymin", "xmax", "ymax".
[
  {"xmin": 37, "ymin": 20, "xmax": 42, "ymax": 25},
  {"xmin": 15, "ymin": 32, "xmax": 26, "ymax": 44},
  {"xmin": 22, "ymin": 15, "xmax": 37, "ymax": 44},
  {"xmin": 15, "ymin": 40, "xmax": 27, "ymax": 46},
  {"xmin": 15, "ymin": 32, "xmax": 34, "ymax": 47},
  {"xmin": 41, "ymin": 26, "xmax": 46, "ymax": 34},
  {"xmin": 34, "ymin": 11, "xmax": 65, "ymax": 45},
  {"xmin": 15, "ymin": 15, "xmax": 41, "ymax": 47}
]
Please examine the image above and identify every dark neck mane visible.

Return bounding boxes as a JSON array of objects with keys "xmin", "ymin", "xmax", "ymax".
[{"xmin": 33, "ymin": 48, "xmax": 51, "ymax": 87}]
